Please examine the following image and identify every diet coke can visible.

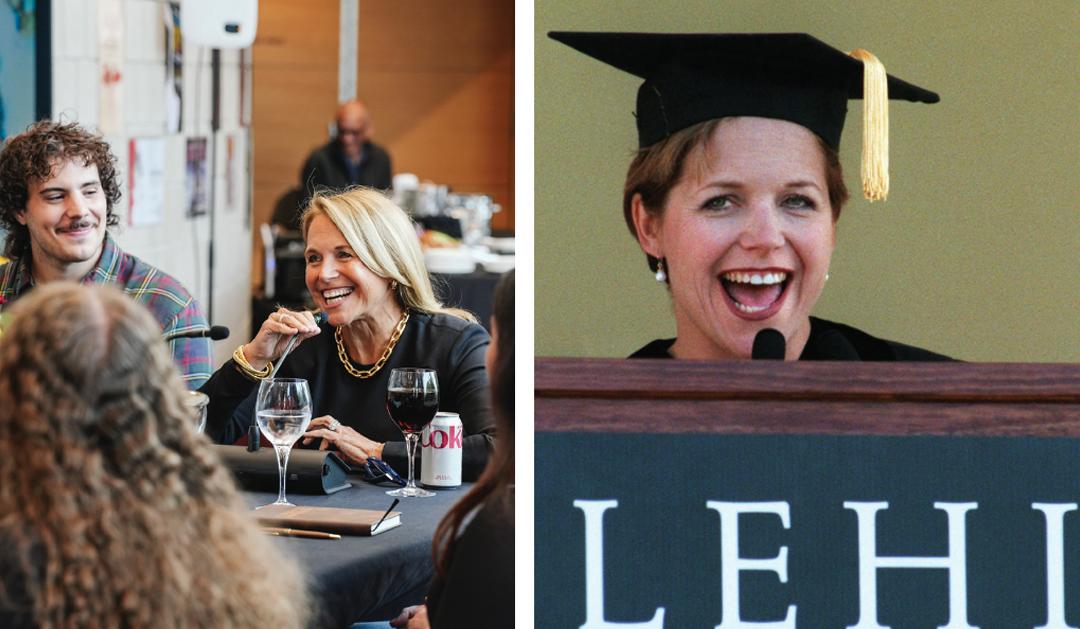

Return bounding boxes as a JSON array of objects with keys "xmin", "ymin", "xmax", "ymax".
[{"xmin": 421, "ymin": 412, "xmax": 463, "ymax": 487}]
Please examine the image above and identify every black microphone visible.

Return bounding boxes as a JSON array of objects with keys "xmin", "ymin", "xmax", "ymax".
[
  {"xmin": 751, "ymin": 328, "xmax": 786, "ymax": 360},
  {"xmin": 164, "ymin": 325, "xmax": 230, "ymax": 343}
]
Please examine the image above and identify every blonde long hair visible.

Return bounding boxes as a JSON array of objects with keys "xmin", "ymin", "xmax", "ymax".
[
  {"xmin": 301, "ymin": 187, "xmax": 476, "ymax": 322},
  {"xmin": 0, "ymin": 283, "xmax": 308, "ymax": 628}
]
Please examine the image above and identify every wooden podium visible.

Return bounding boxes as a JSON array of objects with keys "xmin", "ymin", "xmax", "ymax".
[
  {"xmin": 537, "ymin": 358, "xmax": 1080, "ymax": 435},
  {"xmin": 535, "ymin": 358, "xmax": 1080, "ymax": 628}
]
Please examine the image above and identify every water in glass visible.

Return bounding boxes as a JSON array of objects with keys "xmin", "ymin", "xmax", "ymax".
[{"xmin": 254, "ymin": 378, "xmax": 312, "ymax": 508}]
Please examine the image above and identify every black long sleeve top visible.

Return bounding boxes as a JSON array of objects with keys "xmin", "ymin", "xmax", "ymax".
[{"xmin": 201, "ymin": 311, "xmax": 495, "ymax": 480}]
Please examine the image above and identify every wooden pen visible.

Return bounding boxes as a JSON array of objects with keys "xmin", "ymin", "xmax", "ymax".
[{"xmin": 262, "ymin": 526, "xmax": 341, "ymax": 540}]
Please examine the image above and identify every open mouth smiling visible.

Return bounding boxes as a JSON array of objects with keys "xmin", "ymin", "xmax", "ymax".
[
  {"xmin": 720, "ymin": 270, "xmax": 790, "ymax": 317},
  {"xmin": 322, "ymin": 287, "xmax": 354, "ymax": 305}
]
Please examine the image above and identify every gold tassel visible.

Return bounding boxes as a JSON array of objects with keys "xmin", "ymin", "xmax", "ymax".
[{"xmin": 849, "ymin": 48, "xmax": 889, "ymax": 202}]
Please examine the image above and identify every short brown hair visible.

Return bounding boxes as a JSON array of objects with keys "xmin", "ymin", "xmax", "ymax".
[
  {"xmin": 0, "ymin": 120, "xmax": 122, "ymax": 259},
  {"xmin": 622, "ymin": 118, "xmax": 849, "ymax": 273}
]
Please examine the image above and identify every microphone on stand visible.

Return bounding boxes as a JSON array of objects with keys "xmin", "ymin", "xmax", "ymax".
[
  {"xmin": 751, "ymin": 328, "xmax": 786, "ymax": 360},
  {"xmin": 164, "ymin": 325, "xmax": 231, "ymax": 343}
]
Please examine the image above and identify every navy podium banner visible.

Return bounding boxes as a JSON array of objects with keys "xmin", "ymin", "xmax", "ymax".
[
  {"xmin": 536, "ymin": 432, "xmax": 1080, "ymax": 628},
  {"xmin": 535, "ymin": 358, "xmax": 1080, "ymax": 629}
]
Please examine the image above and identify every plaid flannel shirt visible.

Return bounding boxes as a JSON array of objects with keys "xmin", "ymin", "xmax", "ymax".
[{"xmin": 0, "ymin": 234, "xmax": 212, "ymax": 389}]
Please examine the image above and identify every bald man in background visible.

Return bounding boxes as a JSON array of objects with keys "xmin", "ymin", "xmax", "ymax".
[{"xmin": 300, "ymin": 99, "xmax": 393, "ymax": 196}]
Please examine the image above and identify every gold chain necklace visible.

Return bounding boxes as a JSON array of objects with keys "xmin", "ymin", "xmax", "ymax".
[{"xmin": 334, "ymin": 310, "xmax": 410, "ymax": 378}]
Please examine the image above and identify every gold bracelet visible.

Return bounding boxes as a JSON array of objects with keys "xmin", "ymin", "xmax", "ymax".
[{"xmin": 232, "ymin": 345, "xmax": 273, "ymax": 381}]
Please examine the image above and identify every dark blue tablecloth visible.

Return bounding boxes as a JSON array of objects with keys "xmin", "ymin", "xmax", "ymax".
[{"xmin": 245, "ymin": 481, "xmax": 468, "ymax": 627}]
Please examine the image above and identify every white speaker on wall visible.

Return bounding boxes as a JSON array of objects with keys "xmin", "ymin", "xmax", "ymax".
[{"xmin": 181, "ymin": 0, "xmax": 258, "ymax": 49}]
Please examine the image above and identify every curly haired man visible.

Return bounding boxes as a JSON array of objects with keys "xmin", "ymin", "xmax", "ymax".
[{"xmin": 0, "ymin": 121, "xmax": 211, "ymax": 388}]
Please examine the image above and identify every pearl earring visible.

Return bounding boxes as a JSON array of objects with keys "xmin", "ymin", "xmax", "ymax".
[{"xmin": 655, "ymin": 259, "xmax": 667, "ymax": 283}]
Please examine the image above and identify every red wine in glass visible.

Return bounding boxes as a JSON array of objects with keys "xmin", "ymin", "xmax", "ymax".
[
  {"xmin": 385, "ymin": 368, "xmax": 439, "ymax": 498},
  {"xmin": 386, "ymin": 389, "xmax": 438, "ymax": 433}
]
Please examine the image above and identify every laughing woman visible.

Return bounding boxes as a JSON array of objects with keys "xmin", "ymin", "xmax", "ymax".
[
  {"xmin": 201, "ymin": 188, "xmax": 494, "ymax": 479},
  {"xmin": 551, "ymin": 32, "xmax": 952, "ymax": 361}
]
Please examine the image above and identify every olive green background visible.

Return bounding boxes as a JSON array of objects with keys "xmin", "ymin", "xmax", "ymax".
[{"xmin": 535, "ymin": 1, "xmax": 1080, "ymax": 361}]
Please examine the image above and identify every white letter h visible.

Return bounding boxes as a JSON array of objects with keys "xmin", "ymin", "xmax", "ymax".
[{"xmin": 844, "ymin": 501, "xmax": 978, "ymax": 629}]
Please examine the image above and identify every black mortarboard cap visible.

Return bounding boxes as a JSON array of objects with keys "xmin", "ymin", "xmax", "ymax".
[{"xmin": 549, "ymin": 32, "xmax": 941, "ymax": 200}]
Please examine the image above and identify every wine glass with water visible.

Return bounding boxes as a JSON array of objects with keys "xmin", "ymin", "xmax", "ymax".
[
  {"xmin": 386, "ymin": 368, "xmax": 439, "ymax": 498},
  {"xmin": 255, "ymin": 378, "xmax": 312, "ymax": 507}
]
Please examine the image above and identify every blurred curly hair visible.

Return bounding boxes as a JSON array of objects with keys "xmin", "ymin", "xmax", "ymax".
[
  {"xmin": 0, "ymin": 283, "xmax": 309, "ymax": 628},
  {"xmin": 0, "ymin": 120, "xmax": 122, "ymax": 259}
]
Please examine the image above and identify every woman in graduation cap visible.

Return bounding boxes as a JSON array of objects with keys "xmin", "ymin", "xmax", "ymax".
[{"xmin": 550, "ymin": 32, "xmax": 953, "ymax": 361}]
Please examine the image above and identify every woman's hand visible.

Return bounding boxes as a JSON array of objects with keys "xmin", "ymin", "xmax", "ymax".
[
  {"xmin": 302, "ymin": 415, "xmax": 385, "ymax": 464},
  {"xmin": 390, "ymin": 604, "xmax": 428, "ymax": 629},
  {"xmin": 242, "ymin": 308, "xmax": 321, "ymax": 369}
]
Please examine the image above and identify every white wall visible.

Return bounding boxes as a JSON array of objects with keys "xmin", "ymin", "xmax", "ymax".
[{"xmin": 51, "ymin": 0, "xmax": 253, "ymax": 368}]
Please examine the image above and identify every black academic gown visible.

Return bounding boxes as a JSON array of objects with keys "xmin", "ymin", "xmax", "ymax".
[{"xmin": 630, "ymin": 316, "xmax": 954, "ymax": 361}]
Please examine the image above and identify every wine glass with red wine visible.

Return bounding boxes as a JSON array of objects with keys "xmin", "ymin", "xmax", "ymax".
[{"xmin": 385, "ymin": 367, "xmax": 439, "ymax": 497}]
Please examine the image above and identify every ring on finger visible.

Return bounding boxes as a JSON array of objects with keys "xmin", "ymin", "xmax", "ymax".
[{"xmin": 328, "ymin": 419, "xmax": 341, "ymax": 432}]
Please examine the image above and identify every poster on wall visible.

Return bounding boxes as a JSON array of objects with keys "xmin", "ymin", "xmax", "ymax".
[
  {"xmin": 186, "ymin": 137, "xmax": 209, "ymax": 217},
  {"xmin": 163, "ymin": 2, "xmax": 182, "ymax": 133},
  {"xmin": 0, "ymin": 1, "xmax": 47, "ymax": 252},
  {"xmin": 0, "ymin": 0, "xmax": 45, "ymax": 140},
  {"xmin": 98, "ymin": 0, "xmax": 124, "ymax": 135},
  {"xmin": 128, "ymin": 137, "xmax": 165, "ymax": 227}
]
